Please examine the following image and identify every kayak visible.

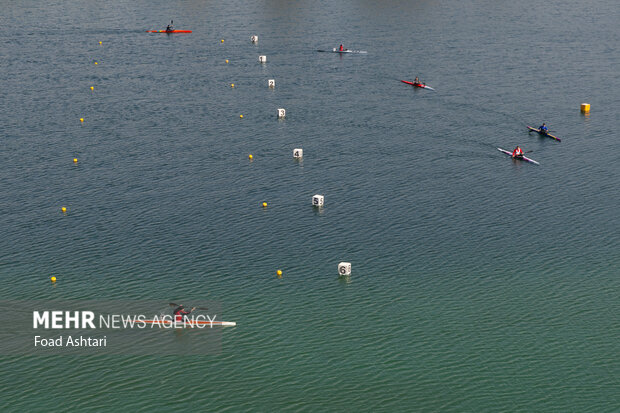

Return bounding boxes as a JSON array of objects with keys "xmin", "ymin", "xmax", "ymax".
[
  {"xmin": 317, "ymin": 48, "xmax": 367, "ymax": 54},
  {"xmin": 401, "ymin": 80, "xmax": 435, "ymax": 90},
  {"xmin": 527, "ymin": 126, "xmax": 561, "ymax": 142},
  {"xmin": 497, "ymin": 148, "xmax": 539, "ymax": 165},
  {"xmin": 146, "ymin": 30, "xmax": 192, "ymax": 33},
  {"xmin": 142, "ymin": 319, "xmax": 236, "ymax": 327}
]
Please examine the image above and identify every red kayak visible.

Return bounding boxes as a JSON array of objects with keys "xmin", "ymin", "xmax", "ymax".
[
  {"xmin": 146, "ymin": 30, "xmax": 192, "ymax": 33},
  {"xmin": 401, "ymin": 80, "xmax": 435, "ymax": 91}
]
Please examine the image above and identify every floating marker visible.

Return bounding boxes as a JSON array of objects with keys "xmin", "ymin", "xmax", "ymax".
[
  {"xmin": 581, "ymin": 103, "xmax": 590, "ymax": 113},
  {"xmin": 61, "ymin": 206, "xmax": 67, "ymax": 213},
  {"xmin": 50, "ymin": 276, "xmax": 57, "ymax": 282},
  {"xmin": 94, "ymin": 61, "xmax": 98, "ymax": 65},
  {"xmin": 259, "ymin": 55, "xmax": 267, "ymax": 63},
  {"xmin": 225, "ymin": 59, "xmax": 229, "ymax": 63},
  {"xmin": 251, "ymin": 35, "xmax": 258, "ymax": 43},
  {"xmin": 99, "ymin": 41, "xmax": 102, "ymax": 45},
  {"xmin": 338, "ymin": 262, "xmax": 351, "ymax": 276},
  {"xmin": 312, "ymin": 194, "xmax": 324, "ymax": 207},
  {"xmin": 231, "ymin": 83, "xmax": 235, "ymax": 88},
  {"xmin": 262, "ymin": 202, "xmax": 267, "ymax": 208},
  {"xmin": 268, "ymin": 79, "xmax": 275, "ymax": 88},
  {"xmin": 276, "ymin": 269, "xmax": 282, "ymax": 276},
  {"xmin": 221, "ymin": 39, "xmax": 224, "ymax": 43},
  {"xmin": 90, "ymin": 86, "xmax": 94, "ymax": 91},
  {"xmin": 249, "ymin": 154, "xmax": 253, "ymax": 160},
  {"xmin": 277, "ymin": 108, "xmax": 286, "ymax": 119},
  {"xmin": 73, "ymin": 158, "xmax": 78, "ymax": 163},
  {"xmin": 80, "ymin": 118, "xmax": 84, "ymax": 122},
  {"xmin": 293, "ymin": 148, "xmax": 303, "ymax": 158},
  {"xmin": 240, "ymin": 114, "xmax": 243, "ymax": 118}
]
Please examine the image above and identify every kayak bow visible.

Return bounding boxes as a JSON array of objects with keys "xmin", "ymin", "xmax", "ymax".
[
  {"xmin": 497, "ymin": 148, "xmax": 539, "ymax": 165},
  {"xmin": 146, "ymin": 30, "xmax": 192, "ymax": 33},
  {"xmin": 400, "ymin": 80, "xmax": 435, "ymax": 90},
  {"xmin": 527, "ymin": 126, "xmax": 561, "ymax": 142}
]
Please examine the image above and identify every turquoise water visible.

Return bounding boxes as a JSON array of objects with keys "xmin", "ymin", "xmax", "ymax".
[{"xmin": 1, "ymin": 0, "xmax": 619, "ymax": 411}]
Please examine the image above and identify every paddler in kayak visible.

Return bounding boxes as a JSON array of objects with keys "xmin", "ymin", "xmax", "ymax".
[
  {"xmin": 538, "ymin": 123, "xmax": 548, "ymax": 134},
  {"xmin": 173, "ymin": 304, "xmax": 196, "ymax": 322},
  {"xmin": 166, "ymin": 20, "xmax": 174, "ymax": 32},
  {"xmin": 511, "ymin": 146, "xmax": 524, "ymax": 159},
  {"xmin": 414, "ymin": 76, "xmax": 419, "ymax": 84},
  {"xmin": 339, "ymin": 44, "xmax": 345, "ymax": 51}
]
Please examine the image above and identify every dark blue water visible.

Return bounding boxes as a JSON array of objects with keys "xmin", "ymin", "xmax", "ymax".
[{"xmin": 1, "ymin": 0, "xmax": 619, "ymax": 411}]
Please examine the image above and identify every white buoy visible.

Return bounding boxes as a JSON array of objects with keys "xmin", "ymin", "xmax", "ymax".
[
  {"xmin": 251, "ymin": 35, "xmax": 258, "ymax": 43},
  {"xmin": 338, "ymin": 262, "xmax": 352, "ymax": 276},
  {"xmin": 277, "ymin": 108, "xmax": 286, "ymax": 118},
  {"xmin": 293, "ymin": 148, "xmax": 303, "ymax": 158},
  {"xmin": 312, "ymin": 194, "xmax": 324, "ymax": 207},
  {"xmin": 259, "ymin": 55, "xmax": 267, "ymax": 63},
  {"xmin": 268, "ymin": 79, "xmax": 275, "ymax": 88}
]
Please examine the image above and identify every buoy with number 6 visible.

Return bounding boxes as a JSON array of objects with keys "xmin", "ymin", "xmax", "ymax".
[{"xmin": 338, "ymin": 262, "xmax": 351, "ymax": 276}]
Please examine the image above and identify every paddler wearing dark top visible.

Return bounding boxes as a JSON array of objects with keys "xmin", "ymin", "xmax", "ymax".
[
  {"xmin": 414, "ymin": 77, "xmax": 419, "ymax": 84},
  {"xmin": 166, "ymin": 20, "xmax": 174, "ymax": 32},
  {"xmin": 538, "ymin": 123, "xmax": 548, "ymax": 134},
  {"xmin": 173, "ymin": 304, "xmax": 196, "ymax": 321}
]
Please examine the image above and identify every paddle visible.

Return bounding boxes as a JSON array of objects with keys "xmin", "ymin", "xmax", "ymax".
[{"xmin": 169, "ymin": 302, "xmax": 208, "ymax": 311}]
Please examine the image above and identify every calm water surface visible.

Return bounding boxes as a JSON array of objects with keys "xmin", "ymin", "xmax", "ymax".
[{"xmin": 1, "ymin": 0, "xmax": 619, "ymax": 411}]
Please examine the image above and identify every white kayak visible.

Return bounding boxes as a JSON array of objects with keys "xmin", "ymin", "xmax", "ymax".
[
  {"xmin": 142, "ymin": 319, "xmax": 236, "ymax": 327},
  {"xmin": 497, "ymin": 148, "xmax": 539, "ymax": 165},
  {"xmin": 317, "ymin": 48, "xmax": 367, "ymax": 54}
]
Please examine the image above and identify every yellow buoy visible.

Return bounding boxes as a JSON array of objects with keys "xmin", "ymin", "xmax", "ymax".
[
  {"xmin": 73, "ymin": 158, "xmax": 78, "ymax": 163},
  {"xmin": 262, "ymin": 202, "xmax": 267, "ymax": 208},
  {"xmin": 240, "ymin": 114, "xmax": 243, "ymax": 118},
  {"xmin": 225, "ymin": 59, "xmax": 229, "ymax": 63},
  {"xmin": 581, "ymin": 103, "xmax": 590, "ymax": 113},
  {"xmin": 51, "ymin": 276, "xmax": 57, "ymax": 282},
  {"xmin": 99, "ymin": 41, "xmax": 102, "ymax": 45},
  {"xmin": 221, "ymin": 39, "xmax": 224, "ymax": 43},
  {"xmin": 61, "ymin": 206, "xmax": 67, "ymax": 213},
  {"xmin": 94, "ymin": 61, "xmax": 98, "ymax": 65},
  {"xmin": 90, "ymin": 86, "xmax": 94, "ymax": 91},
  {"xmin": 276, "ymin": 270, "xmax": 282, "ymax": 276},
  {"xmin": 249, "ymin": 154, "xmax": 253, "ymax": 160},
  {"xmin": 231, "ymin": 83, "xmax": 235, "ymax": 88},
  {"xmin": 80, "ymin": 118, "xmax": 84, "ymax": 122}
]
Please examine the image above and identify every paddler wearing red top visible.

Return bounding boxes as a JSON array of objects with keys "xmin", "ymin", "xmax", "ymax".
[
  {"xmin": 173, "ymin": 304, "xmax": 196, "ymax": 322},
  {"xmin": 512, "ymin": 146, "xmax": 524, "ymax": 159},
  {"xmin": 339, "ymin": 44, "xmax": 344, "ymax": 51}
]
